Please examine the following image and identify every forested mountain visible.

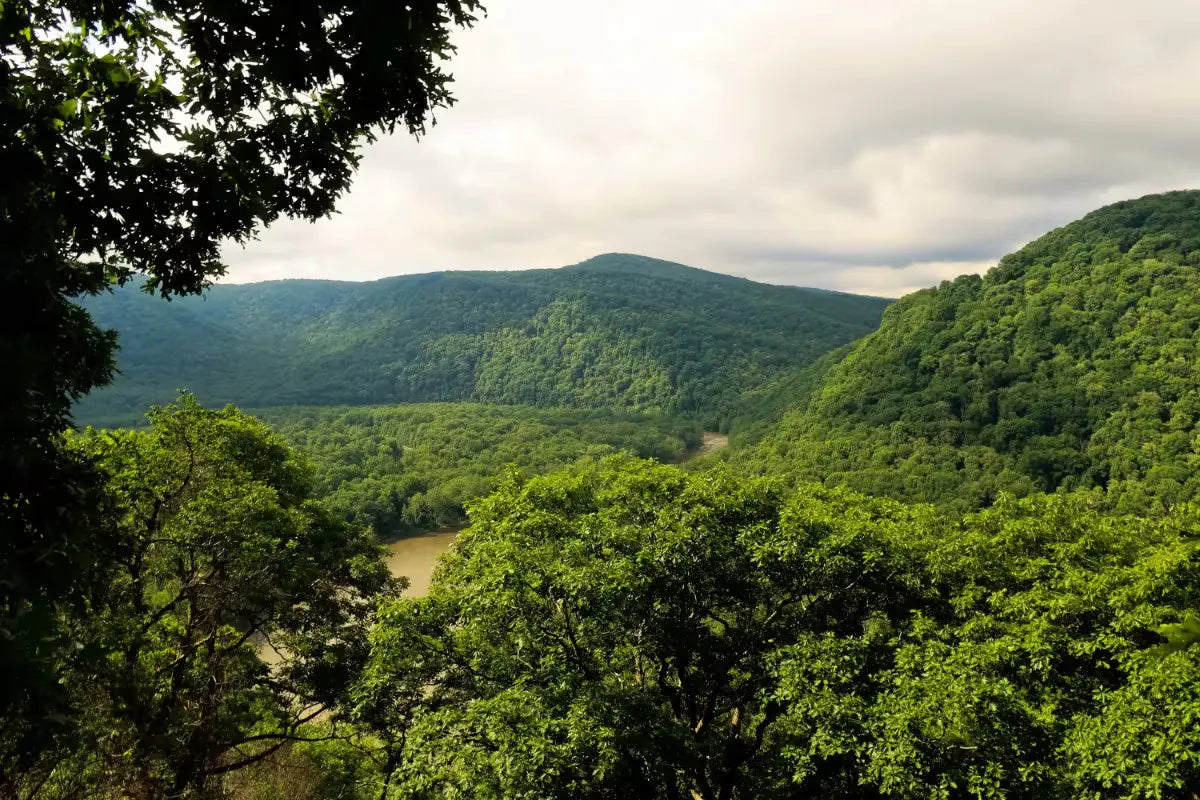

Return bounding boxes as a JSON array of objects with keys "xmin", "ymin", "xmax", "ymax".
[
  {"xmin": 74, "ymin": 254, "xmax": 891, "ymax": 426},
  {"xmin": 745, "ymin": 191, "xmax": 1200, "ymax": 513}
]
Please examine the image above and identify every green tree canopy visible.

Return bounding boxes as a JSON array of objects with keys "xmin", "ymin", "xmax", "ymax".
[
  {"xmin": 260, "ymin": 402, "xmax": 701, "ymax": 539},
  {"xmin": 356, "ymin": 459, "xmax": 1200, "ymax": 799},
  {"xmin": 73, "ymin": 255, "xmax": 891, "ymax": 426}
]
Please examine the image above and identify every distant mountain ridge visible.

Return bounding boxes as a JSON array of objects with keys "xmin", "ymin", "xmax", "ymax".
[
  {"xmin": 744, "ymin": 190, "xmax": 1200, "ymax": 513},
  {"xmin": 75, "ymin": 253, "xmax": 892, "ymax": 426}
]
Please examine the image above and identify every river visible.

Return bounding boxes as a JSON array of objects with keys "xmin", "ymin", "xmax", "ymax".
[
  {"xmin": 384, "ymin": 529, "xmax": 460, "ymax": 596},
  {"xmin": 382, "ymin": 432, "xmax": 729, "ymax": 597}
]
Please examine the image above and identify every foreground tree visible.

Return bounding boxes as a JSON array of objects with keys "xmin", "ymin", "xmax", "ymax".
[
  {"xmin": 1, "ymin": 0, "xmax": 481, "ymax": 767},
  {"xmin": 358, "ymin": 459, "xmax": 1200, "ymax": 799},
  {"xmin": 9, "ymin": 397, "xmax": 399, "ymax": 798},
  {"xmin": 357, "ymin": 458, "xmax": 940, "ymax": 799}
]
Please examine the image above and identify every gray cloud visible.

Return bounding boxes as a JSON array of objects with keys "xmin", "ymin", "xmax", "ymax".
[{"xmin": 221, "ymin": 0, "xmax": 1200, "ymax": 296}]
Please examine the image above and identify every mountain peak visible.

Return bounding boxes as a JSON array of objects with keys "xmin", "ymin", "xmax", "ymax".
[
  {"xmin": 993, "ymin": 189, "xmax": 1200, "ymax": 282},
  {"xmin": 568, "ymin": 253, "xmax": 749, "ymax": 284},
  {"xmin": 753, "ymin": 188, "xmax": 1200, "ymax": 515}
]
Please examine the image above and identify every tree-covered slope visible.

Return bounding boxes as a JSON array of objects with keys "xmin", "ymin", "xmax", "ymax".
[
  {"xmin": 73, "ymin": 254, "xmax": 891, "ymax": 426},
  {"xmin": 747, "ymin": 190, "xmax": 1200, "ymax": 513}
]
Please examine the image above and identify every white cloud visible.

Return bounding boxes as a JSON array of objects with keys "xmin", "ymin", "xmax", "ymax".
[{"xmin": 221, "ymin": 0, "xmax": 1200, "ymax": 296}]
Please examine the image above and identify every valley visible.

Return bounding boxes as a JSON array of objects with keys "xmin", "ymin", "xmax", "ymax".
[
  {"xmin": 254, "ymin": 402, "xmax": 707, "ymax": 539},
  {"xmin": 13, "ymin": 6, "xmax": 1197, "ymax": 797},
  {"xmin": 38, "ymin": 191, "xmax": 1200, "ymax": 798},
  {"xmin": 76, "ymin": 256, "xmax": 886, "ymax": 544}
]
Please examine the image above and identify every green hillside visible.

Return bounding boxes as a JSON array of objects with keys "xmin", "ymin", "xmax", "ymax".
[
  {"xmin": 73, "ymin": 254, "xmax": 891, "ymax": 426},
  {"xmin": 745, "ymin": 190, "xmax": 1200, "ymax": 513}
]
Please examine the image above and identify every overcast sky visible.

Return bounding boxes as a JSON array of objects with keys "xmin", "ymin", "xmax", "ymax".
[{"xmin": 221, "ymin": 0, "xmax": 1200, "ymax": 297}]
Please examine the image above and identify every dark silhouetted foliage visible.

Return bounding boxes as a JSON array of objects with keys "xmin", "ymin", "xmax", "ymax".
[{"xmin": 1, "ymin": 0, "xmax": 480, "ymax": 776}]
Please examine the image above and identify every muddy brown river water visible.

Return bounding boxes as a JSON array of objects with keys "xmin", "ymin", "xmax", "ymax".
[
  {"xmin": 260, "ymin": 531, "xmax": 460, "ymax": 663},
  {"xmin": 384, "ymin": 529, "xmax": 460, "ymax": 596}
]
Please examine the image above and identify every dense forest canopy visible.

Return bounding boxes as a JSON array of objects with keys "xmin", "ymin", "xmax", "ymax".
[
  {"xmin": 351, "ymin": 459, "xmax": 1200, "ymax": 799},
  {"xmin": 74, "ymin": 254, "xmax": 892, "ymax": 426},
  {"xmin": 743, "ymin": 191, "xmax": 1200, "ymax": 514},
  {"xmin": 9, "ymin": 89, "xmax": 1200, "ymax": 800},
  {"xmin": 9, "ymin": 399, "xmax": 399, "ymax": 798},
  {"xmin": 259, "ymin": 402, "xmax": 701, "ymax": 538}
]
